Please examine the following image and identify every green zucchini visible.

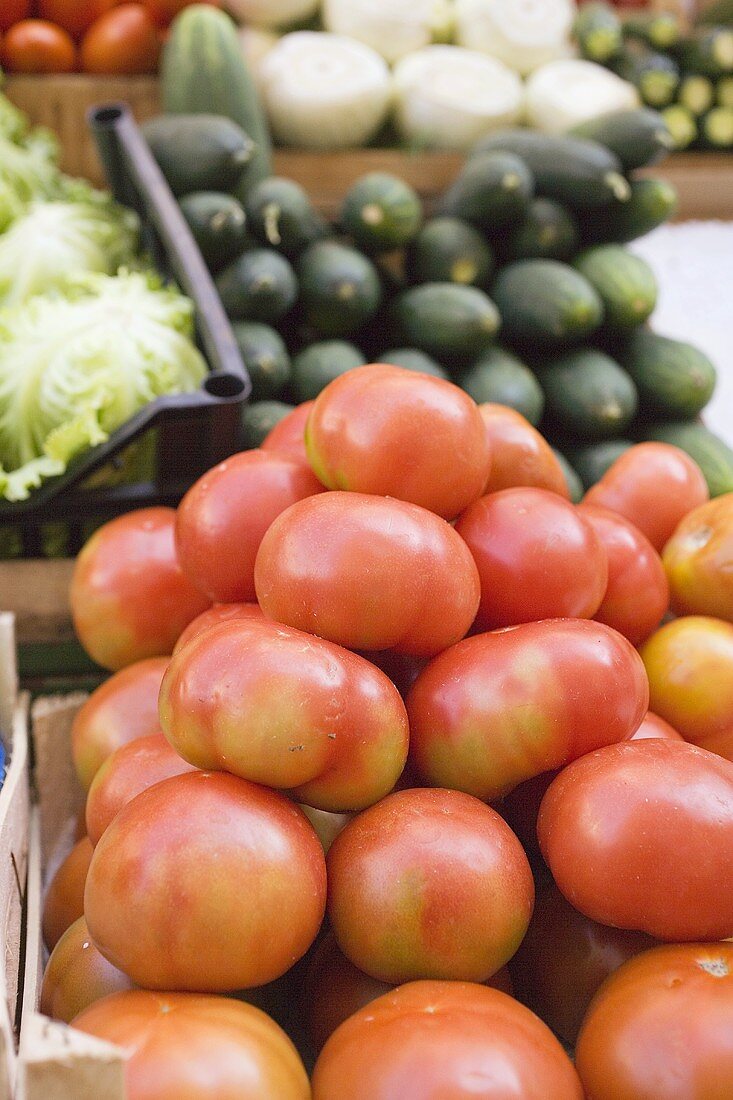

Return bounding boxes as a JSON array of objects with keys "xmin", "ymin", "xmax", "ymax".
[
  {"xmin": 141, "ymin": 114, "xmax": 254, "ymax": 197},
  {"xmin": 623, "ymin": 11, "xmax": 682, "ymax": 50},
  {"xmin": 574, "ymin": 2, "xmax": 623, "ymax": 62},
  {"xmin": 501, "ymin": 199, "xmax": 580, "ymax": 263},
  {"xmin": 406, "ymin": 217, "xmax": 494, "ymax": 288},
  {"xmin": 678, "ymin": 75, "xmax": 716, "ymax": 117},
  {"xmin": 619, "ymin": 330, "xmax": 717, "ymax": 419},
  {"xmin": 179, "ymin": 191, "xmax": 250, "ymax": 271},
  {"xmin": 718, "ymin": 75, "xmax": 733, "ymax": 107},
  {"xmin": 215, "ymin": 248, "xmax": 297, "ymax": 323},
  {"xmin": 539, "ymin": 349, "xmax": 638, "ymax": 440},
  {"xmin": 491, "ymin": 260, "xmax": 604, "ymax": 350},
  {"xmin": 245, "ymin": 177, "xmax": 326, "ymax": 258},
  {"xmin": 241, "ymin": 400, "xmax": 294, "ymax": 449},
  {"xmin": 680, "ymin": 26, "xmax": 733, "ymax": 77},
  {"xmin": 569, "ymin": 108, "xmax": 674, "ymax": 171},
  {"xmin": 232, "ymin": 322, "xmax": 290, "ymax": 400},
  {"xmin": 441, "ymin": 151, "xmax": 534, "ymax": 229},
  {"xmin": 552, "ymin": 448, "xmax": 585, "ymax": 503},
  {"xmin": 661, "ymin": 105, "xmax": 698, "ymax": 150},
  {"xmin": 390, "ymin": 283, "xmax": 501, "ymax": 363},
  {"xmin": 565, "ymin": 439, "xmax": 635, "ymax": 489},
  {"xmin": 584, "ymin": 177, "xmax": 679, "ymax": 244},
  {"xmin": 380, "ymin": 349, "xmax": 449, "ymax": 379},
  {"xmin": 613, "ymin": 42, "xmax": 680, "ymax": 108},
  {"xmin": 573, "ymin": 245, "xmax": 657, "ymax": 331},
  {"xmin": 459, "ymin": 347, "xmax": 544, "ymax": 425},
  {"xmin": 640, "ymin": 421, "xmax": 733, "ymax": 497},
  {"xmin": 341, "ymin": 173, "xmax": 423, "ymax": 252},
  {"xmin": 291, "ymin": 341, "xmax": 366, "ymax": 401},
  {"xmin": 296, "ymin": 240, "xmax": 382, "ymax": 338},
  {"xmin": 701, "ymin": 105, "xmax": 733, "ymax": 147}
]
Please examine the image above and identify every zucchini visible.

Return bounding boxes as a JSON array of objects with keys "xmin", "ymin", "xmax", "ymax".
[
  {"xmin": 241, "ymin": 400, "xmax": 294, "ymax": 449},
  {"xmin": 538, "ymin": 349, "xmax": 638, "ymax": 440},
  {"xmin": 718, "ymin": 75, "xmax": 733, "ymax": 107},
  {"xmin": 232, "ymin": 322, "xmax": 290, "ymax": 400},
  {"xmin": 619, "ymin": 330, "xmax": 717, "ymax": 420},
  {"xmin": 565, "ymin": 439, "xmax": 635, "ymax": 489},
  {"xmin": 291, "ymin": 341, "xmax": 366, "ymax": 401},
  {"xmin": 680, "ymin": 27, "xmax": 733, "ymax": 77},
  {"xmin": 491, "ymin": 260, "xmax": 604, "ymax": 350},
  {"xmin": 701, "ymin": 105, "xmax": 733, "ymax": 147},
  {"xmin": 459, "ymin": 348, "xmax": 544, "ymax": 426},
  {"xmin": 405, "ymin": 217, "xmax": 495, "ymax": 288},
  {"xmin": 474, "ymin": 130, "xmax": 630, "ymax": 209},
  {"xmin": 179, "ymin": 191, "xmax": 250, "ymax": 271},
  {"xmin": 678, "ymin": 75, "xmax": 716, "ymax": 117},
  {"xmin": 501, "ymin": 199, "xmax": 580, "ymax": 263},
  {"xmin": 612, "ymin": 42, "xmax": 680, "ymax": 108},
  {"xmin": 573, "ymin": 245, "xmax": 657, "ymax": 331},
  {"xmin": 141, "ymin": 114, "xmax": 254, "ymax": 197},
  {"xmin": 245, "ymin": 177, "xmax": 326, "ymax": 258},
  {"xmin": 661, "ymin": 105, "xmax": 698, "ymax": 150},
  {"xmin": 623, "ymin": 11, "xmax": 682, "ymax": 51},
  {"xmin": 341, "ymin": 173, "xmax": 423, "ymax": 252},
  {"xmin": 574, "ymin": 3, "xmax": 623, "ymax": 63},
  {"xmin": 380, "ymin": 349, "xmax": 449, "ymax": 379},
  {"xmin": 584, "ymin": 177, "xmax": 678, "ymax": 244},
  {"xmin": 161, "ymin": 5, "xmax": 272, "ymax": 196},
  {"xmin": 215, "ymin": 248, "xmax": 297, "ymax": 323},
  {"xmin": 569, "ymin": 107, "xmax": 674, "ymax": 171},
  {"xmin": 441, "ymin": 151, "xmax": 534, "ymax": 229},
  {"xmin": 640, "ymin": 421, "xmax": 733, "ymax": 497},
  {"xmin": 552, "ymin": 448, "xmax": 585, "ymax": 503},
  {"xmin": 296, "ymin": 240, "xmax": 382, "ymax": 337},
  {"xmin": 390, "ymin": 283, "xmax": 501, "ymax": 363}
]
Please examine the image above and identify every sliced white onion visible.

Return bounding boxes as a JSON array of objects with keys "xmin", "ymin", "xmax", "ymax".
[
  {"xmin": 526, "ymin": 59, "xmax": 640, "ymax": 134},
  {"xmin": 322, "ymin": 0, "xmax": 454, "ymax": 65},
  {"xmin": 455, "ymin": 0, "xmax": 576, "ymax": 76},
  {"xmin": 223, "ymin": 0, "xmax": 320, "ymax": 30}
]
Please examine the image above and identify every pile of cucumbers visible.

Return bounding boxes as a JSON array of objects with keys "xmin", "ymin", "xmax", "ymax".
[
  {"xmin": 575, "ymin": 3, "xmax": 733, "ymax": 151},
  {"xmin": 143, "ymin": 104, "xmax": 733, "ymax": 499}
]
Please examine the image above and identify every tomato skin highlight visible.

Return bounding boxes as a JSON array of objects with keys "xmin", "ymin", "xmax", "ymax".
[
  {"xmin": 663, "ymin": 493, "xmax": 733, "ymax": 620},
  {"xmin": 478, "ymin": 403, "xmax": 570, "ymax": 497},
  {"xmin": 41, "ymin": 916, "xmax": 133, "ymax": 1024}
]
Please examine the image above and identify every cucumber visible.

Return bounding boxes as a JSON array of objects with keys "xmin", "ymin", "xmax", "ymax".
[
  {"xmin": 161, "ymin": 5, "xmax": 272, "ymax": 196},
  {"xmin": 552, "ymin": 448, "xmax": 584, "ymax": 503},
  {"xmin": 491, "ymin": 260, "xmax": 604, "ymax": 350},
  {"xmin": 474, "ymin": 130, "xmax": 630, "ymax": 209},
  {"xmin": 680, "ymin": 26, "xmax": 733, "ymax": 77},
  {"xmin": 245, "ymin": 177, "xmax": 327, "ymax": 258},
  {"xmin": 661, "ymin": 105, "xmax": 699, "ymax": 150},
  {"xmin": 296, "ymin": 240, "xmax": 382, "ymax": 338},
  {"xmin": 573, "ymin": 245, "xmax": 657, "ymax": 331},
  {"xmin": 501, "ymin": 199, "xmax": 580, "ymax": 263},
  {"xmin": 241, "ymin": 400, "xmax": 294, "ymax": 449},
  {"xmin": 565, "ymin": 439, "xmax": 635, "ymax": 489},
  {"xmin": 569, "ymin": 107, "xmax": 674, "ymax": 171},
  {"xmin": 678, "ymin": 75, "xmax": 716, "ymax": 117},
  {"xmin": 291, "ymin": 341, "xmax": 366, "ymax": 401},
  {"xmin": 390, "ymin": 283, "xmax": 501, "ymax": 363},
  {"xmin": 141, "ymin": 114, "xmax": 254, "ymax": 197},
  {"xmin": 618, "ymin": 330, "xmax": 717, "ymax": 420},
  {"xmin": 623, "ymin": 11, "xmax": 682, "ymax": 51},
  {"xmin": 179, "ymin": 192, "xmax": 250, "ymax": 271},
  {"xmin": 696, "ymin": 0, "xmax": 733, "ymax": 24},
  {"xmin": 613, "ymin": 42, "xmax": 680, "ymax": 108},
  {"xmin": 539, "ymin": 349, "xmax": 638, "ymax": 440},
  {"xmin": 441, "ymin": 152, "xmax": 534, "ymax": 229},
  {"xmin": 380, "ymin": 349, "xmax": 449, "ymax": 379},
  {"xmin": 701, "ymin": 105, "xmax": 733, "ymax": 147},
  {"xmin": 574, "ymin": 2, "xmax": 623, "ymax": 63},
  {"xmin": 718, "ymin": 75, "xmax": 733, "ymax": 107},
  {"xmin": 584, "ymin": 177, "xmax": 678, "ymax": 244},
  {"xmin": 405, "ymin": 217, "xmax": 494, "ymax": 288},
  {"xmin": 459, "ymin": 348, "xmax": 544, "ymax": 426},
  {"xmin": 341, "ymin": 173, "xmax": 423, "ymax": 252},
  {"xmin": 215, "ymin": 248, "xmax": 297, "ymax": 323},
  {"xmin": 640, "ymin": 422, "xmax": 733, "ymax": 497},
  {"xmin": 231, "ymin": 322, "xmax": 290, "ymax": 400}
]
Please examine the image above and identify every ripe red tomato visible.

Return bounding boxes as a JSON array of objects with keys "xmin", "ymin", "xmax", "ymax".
[
  {"xmin": 261, "ymin": 400, "xmax": 314, "ymax": 465},
  {"xmin": 255, "ymin": 492, "xmax": 480, "ymax": 656},
  {"xmin": 71, "ymin": 657, "xmax": 168, "ymax": 790},
  {"xmin": 538, "ymin": 739, "xmax": 733, "ymax": 941},
  {"xmin": 0, "ymin": 1, "xmax": 31, "ymax": 33},
  {"xmin": 175, "ymin": 450, "xmax": 323, "ymax": 604},
  {"xmin": 42, "ymin": 837, "xmax": 93, "ymax": 951},
  {"xmin": 80, "ymin": 3, "xmax": 160, "ymax": 74},
  {"xmin": 73, "ymin": 990, "xmax": 310, "ymax": 1100},
  {"xmin": 305, "ymin": 364, "xmax": 491, "ymax": 520},
  {"xmin": 578, "ymin": 502, "xmax": 669, "ymax": 645},
  {"xmin": 84, "ymin": 771, "xmax": 326, "ymax": 991},
  {"xmin": 36, "ymin": 1, "xmax": 121, "ymax": 38},
  {"xmin": 575, "ymin": 944, "xmax": 733, "ymax": 1100},
  {"xmin": 456, "ymin": 488, "xmax": 608, "ymax": 629},
  {"xmin": 583, "ymin": 442, "xmax": 709, "ymax": 552},
  {"xmin": 632, "ymin": 711, "xmax": 683, "ymax": 741},
  {"xmin": 311, "ymin": 980, "xmax": 584, "ymax": 1100},
  {"xmin": 478, "ymin": 403, "xmax": 570, "ymax": 497},
  {"xmin": 41, "ymin": 916, "xmax": 133, "ymax": 1024},
  {"xmin": 1, "ymin": 20, "xmax": 77, "ymax": 73},
  {"xmin": 407, "ymin": 618, "xmax": 648, "ymax": 801},
  {"xmin": 158, "ymin": 617, "xmax": 409, "ymax": 812},
  {"xmin": 172, "ymin": 601, "xmax": 264, "ymax": 655},
  {"xmin": 663, "ymin": 493, "xmax": 733, "ymax": 619}
]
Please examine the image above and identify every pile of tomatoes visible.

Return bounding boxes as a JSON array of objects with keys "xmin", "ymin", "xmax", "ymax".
[{"xmin": 40, "ymin": 363, "xmax": 733, "ymax": 1098}]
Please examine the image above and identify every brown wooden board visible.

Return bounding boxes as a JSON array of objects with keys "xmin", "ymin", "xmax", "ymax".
[{"xmin": 0, "ymin": 565, "xmax": 75, "ymax": 648}]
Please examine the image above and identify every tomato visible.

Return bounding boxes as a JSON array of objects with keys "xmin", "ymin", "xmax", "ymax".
[
  {"xmin": 478, "ymin": 404, "xmax": 570, "ymax": 497},
  {"xmin": 71, "ymin": 657, "xmax": 168, "ymax": 790},
  {"xmin": 1, "ymin": 20, "xmax": 77, "ymax": 73},
  {"xmin": 255, "ymin": 492, "xmax": 480, "ymax": 657},
  {"xmin": 37, "ymin": 1, "xmax": 122, "ymax": 38},
  {"xmin": 327, "ymin": 788, "xmax": 534, "ymax": 984},
  {"xmin": 498, "ymin": 769, "xmax": 558, "ymax": 853},
  {"xmin": 575, "ymin": 944, "xmax": 733, "ymax": 1100},
  {"xmin": 175, "ymin": 450, "xmax": 323, "ymax": 604},
  {"xmin": 84, "ymin": 771, "xmax": 326, "ymax": 990},
  {"xmin": 305, "ymin": 364, "xmax": 491, "ymax": 520},
  {"xmin": 407, "ymin": 618, "xmax": 648, "ymax": 801},
  {"xmin": 583, "ymin": 442, "xmax": 709, "ymax": 552},
  {"xmin": 158, "ymin": 617, "xmax": 409, "ymax": 812},
  {"xmin": 40, "ymin": 916, "xmax": 133, "ymax": 1024},
  {"xmin": 85, "ymin": 733, "xmax": 196, "ymax": 846},
  {"xmin": 641, "ymin": 616, "xmax": 733, "ymax": 759},
  {"xmin": 299, "ymin": 806, "xmax": 352, "ymax": 854},
  {"xmin": 42, "ymin": 837, "xmax": 93, "ymax": 951},
  {"xmin": 71, "ymin": 508, "xmax": 210, "ymax": 671},
  {"xmin": 0, "ymin": 1, "xmax": 31, "ymax": 33},
  {"xmin": 172, "ymin": 601, "xmax": 264, "ymax": 655},
  {"xmin": 456, "ymin": 488, "xmax": 608, "ymax": 629},
  {"xmin": 538, "ymin": 739, "xmax": 733, "ymax": 941},
  {"xmin": 73, "ymin": 990, "xmax": 310, "ymax": 1100},
  {"xmin": 509, "ymin": 881, "xmax": 656, "ymax": 1045},
  {"xmin": 578, "ymin": 502, "xmax": 669, "ymax": 645},
  {"xmin": 632, "ymin": 711, "xmax": 683, "ymax": 741},
  {"xmin": 663, "ymin": 493, "xmax": 733, "ymax": 620},
  {"xmin": 80, "ymin": 3, "xmax": 160, "ymax": 74},
  {"xmin": 311, "ymin": 980, "xmax": 584, "ymax": 1100},
  {"xmin": 145, "ymin": 0, "xmax": 221, "ymax": 25},
  {"xmin": 261, "ymin": 400, "xmax": 314, "ymax": 465}
]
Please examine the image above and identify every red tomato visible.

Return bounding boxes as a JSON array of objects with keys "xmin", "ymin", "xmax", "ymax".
[
  {"xmin": 509, "ymin": 881, "xmax": 656, "ymax": 1045},
  {"xmin": 478, "ymin": 403, "xmax": 570, "ymax": 497},
  {"xmin": 255, "ymin": 492, "xmax": 480, "ymax": 657},
  {"xmin": 456, "ymin": 488, "xmax": 608, "ymax": 629},
  {"xmin": 0, "ymin": 1, "xmax": 31, "ymax": 33},
  {"xmin": 71, "ymin": 508, "xmax": 210, "ymax": 671},
  {"xmin": 73, "ymin": 990, "xmax": 310, "ymax": 1100},
  {"xmin": 159, "ymin": 617, "xmax": 409, "ymax": 812},
  {"xmin": 583, "ymin": 442, "xmax": 709, "ymax": 552},
  {"xmin": 85, "ymin": 733, "xmax": 196, "ymax": 845},
  {"xmin": 575, "ymin": 944, "xmax": 733, "ymax": 1100},
  {"xmin": 71, "ymin": 657, "xmax": 168, "ymax": 790},
  {"xmin": 305, "ymin": 364, "xmax": 491, "ymax": 520},
  {"xmin": 663, "ymin": 493, "xmax": 733, "ymax": 619},
  {"xmin": 144, "ymin": 0, "xmax": 220, "ymax": 26},
  {"xmin": 36, "ymin": 1, "xmax": 122, "ymax": 38},
  {"xmin": 42, "ymin": 838, "xmax": 93, "ymax": 951},
  {"xmin": 84, "ymin": 771, "xmax": 326, "ymax": 991},
  {"xmin": 538, "ymin": 739, "xmax": 733, "ymax": 941},
  {"xmin": 312, "ymin": 980, "xmax": 583, "ymax": 1100},
  {"xmin": 407, "ymin": 618, "xmax": 648, "ymax": 801},
  {"xmin": 175, "ymin": 450, "xmax": 323, "ymax": 604},
  {"xmin": 261, "ymin": 400, "xmax": 314, "ymax": 465},
  {"xmin": 172, "ymin": 601, "xmax": 264, "ymax": 655},
  {"xmin": 578, "ymin": 502, "xmax": 669, "ymax": 645},
  {"xmin": 80, "ymin": 3, "xmax": 160, "ymax": 74},
  {"xmin": 632, "ymin": 711, "xmax": 683, "ymax": 741},
  {"xmin": 1, "ymin": 20, "xmax": 77, "ymax": 73},
  {"xmin": 41, "ymin": 916, "xmax": 133, "ymax": 1024}
]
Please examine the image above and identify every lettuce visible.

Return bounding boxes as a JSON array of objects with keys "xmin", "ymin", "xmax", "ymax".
[{"xmin": 0, "ymin": 131, "xmax": 60, "ymax": 208}]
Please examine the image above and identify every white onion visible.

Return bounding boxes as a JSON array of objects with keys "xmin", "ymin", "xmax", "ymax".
[
  {"xmin": 455, "ymin": 0, "xmax": 576, "ymax": 76},
  {"xmin": 322, "ymin": 0, "xmax": 454, "ymax": 65},
  {"xmin": 526, "ymin": 59, "xmax": 640, "ymax": 134}
]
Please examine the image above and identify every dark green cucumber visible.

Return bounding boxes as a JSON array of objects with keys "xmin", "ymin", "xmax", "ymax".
[
  {"xmin": 565, "ymin": 439, "xmax": 635, "ymax": 489},
  {"xmin": 661, "ymin": 105, "xmax": 698, "ymax": 150},
  {"xmin": 141, "ymin": 114, "xmax": 254, "ymax": 197},
  {"xmin": 491, "ymin": 261, "xmax": 604, "ymax": 350},
  {"xmin": 583, "ymin": 177, "xmax": 679, "ymax": 244},
  {"xmin": 678, "ymin": 75, "xmax": 716, "ymax": 116},
  {"xmin": 291, "ymin": 341, "xmax": 366, "ymax": 401},
  {"xmin": 700, "ymin": 105, "xmax": 733, "ymax": 147},
  {"xmin": 245, "ymin": 177, "xmax": 327, "ymax": 258},
  {"xmin": 380, "ymin": 348, "xmax": 449, "ymax": 379},
  {"xmin": 718, "ymin": 75, "xmax": 733, "ymax": 107},
  {"xmin": 501, "ymin": 199, "xmax": 580, "ymax": 263},
  {"xmin": 296, "ymin": 240, "xmax": 382, "ymax": 338},
  {"xmin": 640, "ymin": 421, "xmax": 733, "ymax": 497},
  {"xmin": 441, "ymin": 151, "xmax": 534, "ymax": 229},
  {"xmin": 341, "ymin": 173, "xmax": 423, "ymax": 252},
  {"xmin": 619, "ymin": 330, "xmax": 717, "ymax": 419},
  {"xmin": 179, "ymin": 191, "xmax": 250, "ymax": 271},
  {"xmin": 473, "ymin": 130, "xmax": 630, "ymax": 209},
  {"xmin": 680, "ymin": 26, "xmax": 733, "ymax": 77},
  {"xmin": 215, "ymin": 248, "xmax": 297, "ymax": 323},
  {"xmin": 539, "ymin": 349, "xmax": 638, "ymax": 440},
  {"xmin": 574, "ymin": 2, "xmax": 623, "ymax": 62},
  {"xmin": 552, "ymin": 448, "xmax": 585, "ymax": 503},
  {"xmin": 241, "ymin": 400, "xmax": 294, "ymax": 449},
  {"xmin": 232, "ymin": 322, "xmax": 290, "ymax": 400},
  {"xmin": 569, "ymin": 107, "xmax": 674, "ymax": 170},
  {"xmin": 623, "ymin": 11, "xmax": 682, "ymax": 50},
  {"xmin": 459, "ymin": 347, "xmax": 544, "ymax": 425},
  {"xmin": 612, "ymin": 42, "xmax": 680, "ymax": 107},
  {"xmin": 406, "ymin": 217, "xmax": 494, "ymax": 288},
  {"xmin": 573, "ymin": 245, "xmax": 657, "ymax": 331},
  {"xmin": 390, "ymin": 283, "xmax": 501, "ymax": 363}
]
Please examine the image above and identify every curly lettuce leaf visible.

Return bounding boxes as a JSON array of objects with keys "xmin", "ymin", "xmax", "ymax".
[{"xmin": 0, "ymin": 131, "xmax": 61, "ymax": 208}]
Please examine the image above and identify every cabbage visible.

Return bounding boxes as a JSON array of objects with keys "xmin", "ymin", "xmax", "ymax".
[{"xmin": 0, "ymin": 271, "xmax": 208, "ymax": 501}]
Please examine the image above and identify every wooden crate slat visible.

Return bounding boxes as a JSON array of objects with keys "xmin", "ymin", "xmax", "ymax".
[{"xmin": 0, "ymin": 564, "xmax": 75, "ymax": 648}]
